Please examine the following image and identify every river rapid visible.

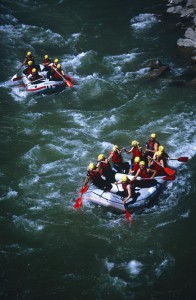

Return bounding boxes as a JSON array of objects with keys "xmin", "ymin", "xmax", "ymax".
[{"xmin": 0, "ymin": 0, "xmax": 196, "ymax": 299}]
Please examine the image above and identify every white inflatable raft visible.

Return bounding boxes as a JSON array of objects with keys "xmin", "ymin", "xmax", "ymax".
[
  {"xmin": 21, "ymin": 73, "xmax": 66, "ymax": 94},
  {"xmin": 82, "ymin": 173, "xmax": 165, "ymax": 213}
]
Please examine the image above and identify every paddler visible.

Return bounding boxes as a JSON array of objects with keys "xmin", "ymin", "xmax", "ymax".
[
  {"xmin": 22, "ymin": 51, "xmax": 35, "ymax": 66},
  {"xmin": 83, "ymin": 163, "xmax": 112, "ymax": 191},
  {"xmin": 114, "ymin": 175, "xmax": 136, "ymax": 205},
  {"xmin": 28, "ymin": 68, "xmax": 44, "ymax": 84},
  {"xmin": 97, "ymin": 154, "xmax": 116, "ymax": 183},
  {"xmin": 108, "ymin": 145, "xmax": 130, "ymax": 174},
  {"xmin": 42, "ymin": 54, "xmax": 51, "ymax": 70},
  {"xmin": 143, "ymin": 133, "xmax": 159, "ymax": 163},
  {"xmin": 129, "ymin": 156, "xmax": 140, "ymax": 175},
  {"xmin": 123, "ymin": 140, "xmax": 142, "ymax": 163}
]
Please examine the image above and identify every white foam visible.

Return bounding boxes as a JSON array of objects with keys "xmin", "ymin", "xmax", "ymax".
[
  {"xmin": 130, "ymin": 14, "xmax": 159, "ymax": 30},
  {"xmin": 127, "ymin": 260, "xmax": 143, "ymax": 275}
]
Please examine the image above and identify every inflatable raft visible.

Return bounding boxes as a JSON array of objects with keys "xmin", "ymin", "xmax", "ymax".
[
  {"xmin": 21, "ymin": 72, "xmax": 66, "ymax": 94},
  {"xmin": 82, "ymin": 173, "xmax": 166, "ymax": 213}
]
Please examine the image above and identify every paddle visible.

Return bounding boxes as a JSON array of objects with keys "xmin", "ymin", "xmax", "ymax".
[
  {"xmin": 125, "ymin": 208, "xmax": 132, "ymax": 223},
  {"xmin": 115, "ymin": 184, "xmax": 132, "ymax": 222},
  {"xmin": 11, "ymin": 75, "xmax": 22, "ymax": 82},
  {"xmin": 74, "ymin": 184, "xmax": 88, "ymax": 209},
  {"xmin": 11, "ymin": 63, "xmax": 25, "ymax": 81},
  {"xmin": 169, "ymin": 157, "xmax": 188, "ymax": 162},
  {"xmin": 52, "ymin": 67, "xmax": 73, "ymax": 88},
  {"xmin": 140, "ymin": 176, "xmax": 175, "ymax": 181}
]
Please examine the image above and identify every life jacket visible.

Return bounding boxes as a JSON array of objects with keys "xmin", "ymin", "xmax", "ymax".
[
  {"xmin": 132, "ymin": 147, "xmax": 141, "ymax": 158},
  {"xmin": 26, "ymin": 55, "xmax": 35, "ymax": 65},
  {"xmin": 50, "ymin": 63, "xmax": 58, "ymax": 74},
  {"xmin": 146, "ymin": 139, "xmax": 159, "ymax": 150},
  {"xmin": 139, "ymin": 168, "xmax": 151, "ymax": 178},
  {"xmin": 27, "ymin": 66, "xmax": 33, "ymax": 75},
  {"xmin": 43, "ymin": 58, "xmax": 51, "ymax": 66},
  {"xmin": 30, "ymin": 72, "xmax": 42, "ymax": 82},
  {"xmin": 99, "ymin": 161, "xmax": 113, "ymax": 176},
  {"xmin": 151, "ymin": 161, "xmax": 165, "ymax": 176},
  {"xmin": 122, "ymin": 180, "xmax": 135, "ymax": 192},
  {"xmin": 53, "ymin": 71, "xmax": 62, "ymax": 80},
  {"xmin": 131, "ymin": 162, "xmax": 140, "ymax": 172},
  {"xmin": 110, "ymin": 151, "xmax": 122, "ymax": 164},
  {"xmin": 88, "ymin": 170, "xmax": 101, "ymax": 183}
]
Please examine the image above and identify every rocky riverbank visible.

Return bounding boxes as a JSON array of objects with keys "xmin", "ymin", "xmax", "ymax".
[{"xmin": 166, "ymin": 0, "xmax": 196, "ymax": 58}]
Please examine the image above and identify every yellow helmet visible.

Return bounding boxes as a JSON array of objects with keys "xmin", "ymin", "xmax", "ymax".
[
  {"xmin": 122, "ymin": 175, "xmax": 128, "ymax": 182},
  {"xmin": 44, "ymin": 54, "xmax": 49, "ymax": 59},
  {"xmin": 88, "ymin": 163, "xmax": 95, "ymax": 170},
  {"xmin": 28, "ymin": 60, "xmax": 33, "ymax": 66},
  {"xmin": 57, "ymin": 63, "xmax": 61, "ymax": 69},
  {"xmin": 151, "ymin": 133, "xmax": 156, "ymax": 138},
  {"xmin": 139, "ymin": 161, "xmax": 145, "ymax": 166},
  {"xmin": 132, "ymin": 140, "xmax": 138, "ymax": 147},
  {"xmin": 54, "ymin": 58, "xmax": 59, "ymax": 63},
  {"xmin": 98, "ymin": 154, "xmax": 105, "ymax": 161},
  {"xmin": 32, "ymin": 68, "xmax": 37, "ymax": 73},
  {"xmin": 112, "ymin": 145, "xmax": 119, "ymax": 152},
  {"xmin": 156, "ymin": 151, "xmax": 163, "ymax": 157},
  {"xmin": 27, "ymin": 51, "xmax": 31, "ymax": 56},
  {"xmin": 134, "ymin": 156, "xmax": 140, "ymax": 163},
  {"xmin": 159, "ymin": 145, "xmax": 164, "ymax": 152}
]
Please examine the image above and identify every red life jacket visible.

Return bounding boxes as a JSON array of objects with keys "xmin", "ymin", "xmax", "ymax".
[
  {"xmin": 122, "ymin": 180, "xmax": 135, "ymax": 192},
  {"xmin": 88, "ymin": 170, "xmax": 101, "ymax": 183},
  {"xmin": 131, "ymin": 162, "xmax": 140, "ymax": 172},
  {"xmin": 53, "ymin": 72, "xmax": 61, "ymax": 80},
  {"xmin": 139, "ymin": 168, "xmax": 151, "ymax": 178},
  {"xmin": 151, "ymin": 161, "xmax": 165, "ymax": 176},
  {"xmin": 110, "ymin": 151, "xmax": 122, "ymax": 164},
  {"xmin": 50, "ymin": 63, "xmax": 57, "ymax": 74},
  {"xmin": 132, "ymin": 147, "xmax": 141, "ymax": 158},
  {"xmin": 43, "ymin": 58, "xmax": 51, "ymax": 65},
  {"xmin": 146, "ymin": 139, "xmax": 159, "ymax": 150},
  {"xmin": 27, "ymin": 66, "xmax": 33, "ymax": 75},
  {"xmin": 26, "ymin": 55, "xmax": 35, "ymax": 64},
  {"xmin": 30, "ymin": 73, "xmax": 42, "ymax": 81}
]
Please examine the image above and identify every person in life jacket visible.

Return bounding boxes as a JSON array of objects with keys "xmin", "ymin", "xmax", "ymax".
[
  {"xmin": 28, "ymin": 68, "xmax": 44, "ymax": 84},
  {"xmin": 83, "ymin": 163, "xmax": 112, "ymax": 191},
  {"xmin": 133, "ymin": 161, "xmax": 157, "ymax": 179},
  {"xmin": 114, "ymin": 175, "xmax": 136, "ymax": 205},
  {"xmin": 97, "ymin": 154, "xmax": 116, "ymax": 183},
  {"xmin": 47, "ymin": 58, "xmax": 59, "ymax": 79},
  {"xmin": 108, "ymin": 145, "xmax": 130, "ymax": 174},
  {"xmin": 129, "ymin": 156, "xmax": 140, "ymax": 175},
  {"xmin": 42, "ymin": 54, "xmax": 51, "ymax": 71},
  {"xmin": 154, "ymin": 145, "xmax": 170, "ymax": 166},
  {"xmin": 149, "ymin": 151, "xmax": 168, "ymax": 176},
  {"xmin": 144, "ymin": 133, "xmax": 159, "ymax": 161},
  {"xmin": 132, "ymin": 160, "xmax": 157, "ymax": 188},
  {"xmin": 123, "ymin": 140, "xmax": 142, "ymax": 163},
  {"xmin": 22, "ymin": 51, "xmax": 35, "ymax": 66},
  {"xmin": 23, "ymin": 60, "xmax": 35, "ymax": 75},
  {"xmin": 51, "ymin": 63, "xmax": 65, "ymax": 81}
]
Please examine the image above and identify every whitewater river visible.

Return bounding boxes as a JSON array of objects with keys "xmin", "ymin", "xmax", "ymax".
[{"xmin": 0, "ymin": 0, "xmax": 196, "ymax": 299}]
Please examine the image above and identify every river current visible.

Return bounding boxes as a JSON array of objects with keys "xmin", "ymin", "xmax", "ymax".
[{"xmin": 0, "ymin": 0, "xmax": 196, "ymax": 299}]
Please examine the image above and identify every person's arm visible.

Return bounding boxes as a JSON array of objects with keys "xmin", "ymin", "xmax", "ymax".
[
  {"xmin": 122, "ymin": 184, "xmax": 132, "ymax": 204},
  {"xmin": 83, "ymin": 174, "xmax": 90, "ymax": 187},
  {"xmin": 132, "ymin": 169, "xmax": 140, "ymax": 180},
  {"xmin": 126, "ymin": 147, "xmax": 133, "ymax": 154},
  {"xmin": 107, "ymin": 152, "xmax": 113, "ymax": 161},
  {"xmin": 154, "ymin": 142, "xmax": 158, "ymax": 152},
  {"xmin": 147, "ymin": 168, "xmax": 157, "ymax": 179}
]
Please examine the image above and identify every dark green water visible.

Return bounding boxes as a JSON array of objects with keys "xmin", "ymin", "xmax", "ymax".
[{"xmin": 0, "ymin": 0, "xmax": 196, "ymax": 299}]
